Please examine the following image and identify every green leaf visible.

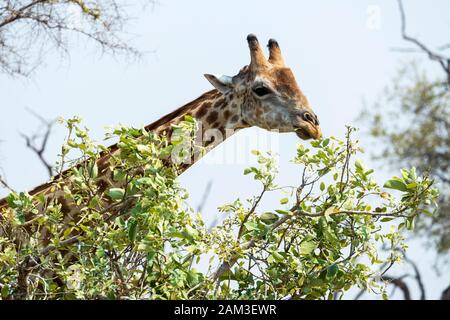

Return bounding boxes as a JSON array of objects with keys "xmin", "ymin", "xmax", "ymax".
[
  {"xmin": 219, "ymin": 269, "xmax": 236, "ymax": 281},
  {"xmin": 300, "ymin": 240, "xmax": 317, "ymax": 255},
  {"xmin": 244, "ymin": 221, "xmax": 259, "ymax": 231},
  {"xmin": 355, "ymin": 159, "xmax": 364, "ymax": 172},
  {"xmin": 326, "ymin": 265, "xmax": 339, "ymax": 279},
  {"xmin": 318, "ymin": 168, "xmax": 330, "ymax": 177},
  {"xmin": 244, "ymin": 222, "xmax": 258, "ymax": 230},
  {"xmin": 410, "ymin": 167, "xmax": 417, "ymax": 180},
  {"xmin": 113, "ymin": 170, "xmax": 126, "ymax": 182},
  {"xmin": 89, "ymin": 163, "xmax": 98, "ymax": 179},
  {"xmin": 171, "ymin": 135, "xmax": 183, "ymax": 145},
  {"xmin": 243, "ymin": 167, "xmax": 257, "ymax": 175},
  {"xmin": 324, "ymin": 206, "xmax": 338, "ymax": 216},
  {"xmin": 169, "ymin": 231, "xmax": 186, "ymax": 239},
  {"xmin": 383, "ymin": 179, "xmax": 407, "ymax": 192},
  {"xmin": 186, "ymin": 270, "xmax": 200, "ymax": 286},
  {"xmin": 406, "ymin": 218, "xmax": 415, "ymax": 231},
  {"xmin": 422, "ymin": 210, "xmax": 434, "ymax": 217},
  {"xmin": 137, "ymin": 144, "xmax": 151, "ymax": 153},
  {"xmin": 184, "ymin": 115, "xmax": 195, "ymax": 123},
  {"xmin": 320, "ymin": 182, "xmax": 326, "ymax": 191},
  {"xmin": 184, "ymin": 225, "xmax": 199, "ymax": 240},
  {"xmin": 108, "ymin": 188, "xmax": 125, "ymax": 200},
  {"xmin": 279, "ymin": 198, "xmax": 289, "ymax": 205},
  {"xmin": 1, "ymin": 285, "xmax": 9, "ymax": 298},
  {"xmin": 15, "ymin": 210, "xmax": 26, "ymax": 224},
  {"xmin": 88, "ymin": 195, "xmax": 100, "ymax": 209},
  {"xmin": 406, "ymin": 182, "xmax": 417, "ymax": 189},
  {"xmin": 270, "ymin": 251, "xmax": 284, "ymax": 263},
  {"xmin": 260, "ymin": 212, "xmax": 279, "ymax": 225},
  {"xmin": 128, "ymin": 220, "xmax": 138, "ymax": 242},
  {"xmin": 160, "ymin": 145, "xmax": 173, "ymax": 158}
]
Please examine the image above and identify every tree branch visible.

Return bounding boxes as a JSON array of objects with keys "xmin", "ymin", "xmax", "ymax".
[
  {"xmin": 197, "ymin": 180, "xmax": 213, "ymax": 213},
  {"xmin": 382, "ymin": 275, "xmax": 411, "ymax": 300},
  {"xmin": 397, "ymin": 0, "xmax": 450, "ymax": 85},
  {"xmin": 403, "ymin": 253, "xmax": 426, "ymax": 300},
  {"xmin": 0, "ymin": 173, "xmax": 15, "ymax": 193},
  {"xmin": 20, "ymin": 108, "xmax": 56, "ymax": 177},
  {"xmin": 0, "ymin": 0, "xmax": 153, "ymax": 77},
  {"xmin": 441, "ymin": 285, "xmax": 450, "ymax": 300}
]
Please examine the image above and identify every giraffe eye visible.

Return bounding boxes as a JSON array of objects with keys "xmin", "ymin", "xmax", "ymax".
[{"xmin": 253, "ymin": 86, "xmax": 272, "ymax": 97}]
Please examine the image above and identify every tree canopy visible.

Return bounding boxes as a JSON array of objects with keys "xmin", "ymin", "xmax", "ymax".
[{"xmin": 0, "ymin": 119, "xmax": 438, "ymax": 299}]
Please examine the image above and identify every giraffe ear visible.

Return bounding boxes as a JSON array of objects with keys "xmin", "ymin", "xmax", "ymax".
[{"xmin": 204, "ymin": 74, "xmax": 234, "ymax": 93}]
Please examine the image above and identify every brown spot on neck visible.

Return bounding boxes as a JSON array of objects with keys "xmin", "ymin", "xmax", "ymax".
[
  {"xmin": 230, "ymin": 115, "xmax": 239, "ymax": 123},
  {"xmin": 213, "ymin": 97, "xmax": 226, "ymax": 109},
  {"xmin": 206, "ymin": 111, "xmax": 219, "ymax": 124},
  {"xmin": 195, "ymin": 102, "xmax": 211, "ymax": 118},
  {"xmin": 223, "ymin": 110, "xmax": 232, "ymax": 121}
]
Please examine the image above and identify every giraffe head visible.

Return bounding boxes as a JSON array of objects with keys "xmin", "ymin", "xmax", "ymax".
[{"xmin": 204, "ymin": 34, "xmax": 321, "ymax": 140}]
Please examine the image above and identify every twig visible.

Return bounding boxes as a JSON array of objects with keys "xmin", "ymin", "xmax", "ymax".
[
  {"xmin": 401, "ymin": 250, "xmax": 426, "ymax": 300},
  {"xmin": 40, "ymin": 235, "xmax": 80, "ymax": 256},
  {"xmin": 0, "ymin": 174, "xmax": 15, "ymax": 193},
  {"xmin": 237, "ymin": 186, "xmax": 266, "ymax": 239},
  {"xmin": 397, "ymin": 0, "xmax": 450, "ymax": 85},
  {"xmin": 441, "ymin": 285, "xmax": 450, "ymax": 300},
  {"xmin": 197, "ymin": 180, "xmax": 213, "ymax": 212},
  {"xmin": 20, "ymin": 108, "xmax": 56, "ymax": 177},
  {"xmin": 213, "ymin": 215, "xmax": 290, "ymax": 282},
  {"xmin": 382, "ymin": 275, "xmax": 411, "ymax": 300}
]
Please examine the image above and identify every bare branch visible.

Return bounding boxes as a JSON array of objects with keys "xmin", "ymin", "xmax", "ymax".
[
  {"xmin": 397, "ymin": 0, "xmax": 450, "ymax": 85},
  {"xmin": 40, "ymin": 235, "xmax": 79, "ymax": 255},
  {"xmin": 438, "ymin": 43, "xmax": 450, "ymax": 51},
  {"xmin": 0, "ymin": 174, "xmax": 15, "ymax": 192},
  {"xmin": 382, "ymin": 275, "xmax": 411, "ymax": 300},
  {"xmin": 403, "ymin": 254, "xmax": 426, "ymax": 300},
  {"xmin": 441, "ymin": 285, "xmax": 450, "ymax": 300},
  {"xmin": 20, "ymin": 108, "xmax": 56, "ymax": 177},
  {"xmin": 196, "ymin": 180, "xmax": 213, "ymax": 213},
  {"xmin": 237, "ymin": 186, "xmax": 266, "ymax": 239}
]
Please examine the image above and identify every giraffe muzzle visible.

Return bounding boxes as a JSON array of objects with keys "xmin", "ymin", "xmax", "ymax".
[
  {"xmin": 294, "ymin": 111, "xmax": 322, "ymax": 140},
  {"xmin": 295, "ymin": 125, "xmax": 322, "ymax": 140}
]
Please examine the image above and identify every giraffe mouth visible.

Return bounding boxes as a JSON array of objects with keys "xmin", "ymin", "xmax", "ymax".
[
  {"xmin": 295, "ymin": 127, "xmax": 313, "ymax": 140},
  {"xmin": 295, "ymin": 127, "xmax": 321, "ymax": 140}
]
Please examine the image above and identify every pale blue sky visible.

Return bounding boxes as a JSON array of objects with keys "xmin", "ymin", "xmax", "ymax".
[{"xmin": 0, "ymin": 0, "xmax": 449, "ymax": 299}]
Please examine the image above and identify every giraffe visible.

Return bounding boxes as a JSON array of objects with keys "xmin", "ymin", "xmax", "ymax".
[
  {"xmin": 0, "ymin": 34, "xmax": 321, "ymax": 297},
  {"xmin": 0, "ymin": 34, "xmax": 321, "ymax": 213}
]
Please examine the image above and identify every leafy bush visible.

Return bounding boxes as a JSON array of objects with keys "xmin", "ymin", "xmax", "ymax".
[{"xmin": 0, "ymin": 119, "xmax": 439, "ymax": 299}]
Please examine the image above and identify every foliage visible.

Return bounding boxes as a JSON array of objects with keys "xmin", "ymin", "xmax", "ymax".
[
  {"xmin": 360, "ymin": 63, "xmax": 450, "ymax": 256},
  {"xmin": 0, "ymin": 119, "xmax": 439, "ymax": 300}
]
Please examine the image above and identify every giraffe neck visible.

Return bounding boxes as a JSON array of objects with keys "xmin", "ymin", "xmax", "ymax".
[
  {"xmin": 154, "ymin": 89, "xmax": 247, "ymax": 137},
  {"xmin": 152, "ymin": 89, "xmax": 249, "ymax": 172}
]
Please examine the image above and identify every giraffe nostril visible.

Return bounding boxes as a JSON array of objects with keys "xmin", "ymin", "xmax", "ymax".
[{"xmin": 302, "ymin": 112, "xmax": 315, "ymax": 125}]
